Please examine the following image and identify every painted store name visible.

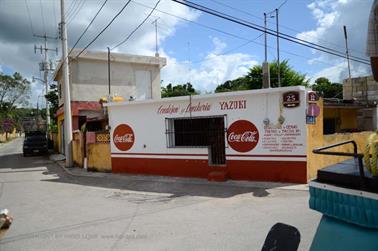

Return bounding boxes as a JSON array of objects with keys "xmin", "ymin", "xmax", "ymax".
[
  {"xmin": 157, "ymin": 102, "xmax": 211, "ymax": 114},
  {"xmin": 219, "ymin": 100, "xmax": 246, "ymax": 110},
  {"xmin": 157, "ymin": 99, "xmax": 247, "ymax": 114}
]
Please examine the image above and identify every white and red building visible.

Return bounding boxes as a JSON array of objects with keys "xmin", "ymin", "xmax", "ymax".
[{"xmin": 105, "ymin": 86, "xmax": 309, "ymax": 183}]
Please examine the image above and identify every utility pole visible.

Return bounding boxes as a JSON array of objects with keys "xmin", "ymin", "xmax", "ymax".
[
  {"xmin": 262, "ymin": 13, "xmax": 270, "ymax": 89},
  {"xmin": 152, "ymin": 18, "xmax": 160, "ymax": 57},
  {"xmin": 107, "ymin": 47, "xmax": 111, "ymax": 97},
  {"xmin": 275, "ymin": 9, "xmax": 281, "ymax": 88},
  {"xmin": 34, "ymin": 34, "xmax": 58, "ymax": 133},
  {"xmin": 343, "ymin": 25, "xmax": 353, "ymax": 98},
  {"xmin": 60, "ymin": 0, "xmax": 73, "ymax": 167}
]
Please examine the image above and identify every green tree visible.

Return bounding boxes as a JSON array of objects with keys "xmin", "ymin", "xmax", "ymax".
[
  {"xmin": 0, "ymin": 72, "xmax": 31, "ymax": 132},
  {"xmin": 45, "ymin": 84, "xmax": 59, "ymax": 119},
  {"xmin": 215, "ymin": 60, "xmax": 308, "ymax": 93},
  {"xmin": 312, "ymin": 77, "xmax": 343, "ymax": 99},
  {"xmin": 161, "ymin": 82, "xmax": 199, "ymax": 98},
  {"xmin": 0, "ymin": 72, "xmax": 30, "ymax": 114}
]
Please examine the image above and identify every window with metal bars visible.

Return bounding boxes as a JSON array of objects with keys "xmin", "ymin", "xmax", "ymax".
[{"xmin": 165, "ymin": 116, "xmax": 226, "ymax": 165}]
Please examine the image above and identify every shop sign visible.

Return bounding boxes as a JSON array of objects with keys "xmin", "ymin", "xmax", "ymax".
[
  {"xmin": 308, "ymin": 91, "xmax": 319, "ymax": 102},
  {"xmin": 307, "ymin": 103, "xmax": 320, "ymax": 117},
  {"xmin": 227, "ymin": 120, "xmax": 259, "ymax": 152},
  {"xmin": 282, "ymin": 91, "xmax": 300, "ymax": 108},
  {"xmin": 113, "ymin": 124, "xmax": 135, "ymax": 151},
  {"xmin": 306, "ymin": 116, "xmax": 316, "ymax": 124}
]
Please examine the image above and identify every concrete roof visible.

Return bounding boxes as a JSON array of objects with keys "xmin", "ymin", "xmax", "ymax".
[{"xmin": 53, "ymin": 49, "xmax": 166, "ymax": 81}]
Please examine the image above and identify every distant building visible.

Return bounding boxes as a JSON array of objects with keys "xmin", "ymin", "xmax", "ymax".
[
  {"xmin": 342, "ymin": 75, "xmax": 378, "ymax": 102},
  {"xmin": 322, "ymin": 75, "xmax": 378, "ymax": 135},
  {"xmin": 53, "ymin": 49, "xmax": 166, "ymax": 153}
]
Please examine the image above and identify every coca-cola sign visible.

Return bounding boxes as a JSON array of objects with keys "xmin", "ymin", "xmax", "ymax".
[
  {"xmin": 113, "ymin": 124, "xmax": 135, "ymax": 151},
  {"xmin": 227, "ymin": 120, "xmax": 259, "ymax": 152}
]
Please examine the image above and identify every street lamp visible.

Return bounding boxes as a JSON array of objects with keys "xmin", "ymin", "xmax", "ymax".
[{"xmin": 32, "ymin": 76, "xmax": 50, "ymax": 133}]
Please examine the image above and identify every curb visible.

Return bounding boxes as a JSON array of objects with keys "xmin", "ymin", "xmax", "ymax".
[
  {"xmin": 53, "ymin": 159, "xmax": 106, "ymax": 178},
  {"xmin": 50, "ymin": 155, "xmax": 309, "ymax": 191}
]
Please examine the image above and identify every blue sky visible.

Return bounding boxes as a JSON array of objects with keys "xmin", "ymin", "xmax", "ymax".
[{"xmin": 0, "ymin": 0, "xmax": 374, "ymax": 106}]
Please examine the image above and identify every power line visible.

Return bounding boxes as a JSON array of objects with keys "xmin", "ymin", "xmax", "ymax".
[
  {"xmin": 67, "ymin": 0, "xmax": 87, "ymax": 26},
  {"xmin": 65, "ymin": 0, "xmax": 79, "ymax": 21},
  {"xmin": 111, "ymin": 0, "xmax": 161, "ymax": 50},
  {"xmin": 52, "ymin": 0, "xmax": 58, "ymax": 36},
  {"xmin": 69, "ymin": 0, "xmax": 109, "ymax": 55},
  {"xmin": 172, "ymin": 0, "xmax": 370, "ymax": 65},
  {"xmin": 208, "ymin": 0, "xmax": 367, "ymax": 57},
  {"xmin": 181, "ymin": 0, "xmax": 370, "ymax": 63},
  {"xmin": 276, "ymin": 0, "xmax": 289, "ymax": 11},
  {"xmin": 24, "ymin": 0, "xmax": 35, "ymax": 36},
  {"xmin": 75, "ymin": 0, "xmax": 133, "ymax": 58},
  {"xmin": 191, "ymin": 33, "xmax": 264, "ymax": 64},
  {"xmin": 130, "ymin": 0, "xmax": 351, "ymax": 68},
  {"xmin": 39, "ymin": 0, "xmax": 46, "ymax": 34}
]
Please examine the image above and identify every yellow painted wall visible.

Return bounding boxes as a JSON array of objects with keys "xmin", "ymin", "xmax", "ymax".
[
  {"xmin": 307, "ymin": 98, "xmax": 372, "ymax": 180},
  {"xmin": 57, "ymin": 113, "xmax": 64, "ymax": 153},
  {"xmin": 72, "ymin": 131, "xmax": 84, "ymax": 167},
  {"xmin": 323, "ymin": 107, "xmax": 358, "ymax": 130},
  {"xmin": 87, "ymin": 142, "xmax": 111, "ymax": 172},
  {"xmin": 0, "ymin": 129, "xmax": 19, "ymax": 142},
  {"xmin": 307, "ymin": 99, "xmax": 324, "ymax": 180}
]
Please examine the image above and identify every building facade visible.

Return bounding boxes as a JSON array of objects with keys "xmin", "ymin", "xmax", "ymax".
[
  {"xmin": 53, "ymin": 49, "xmax": 166, "ymax": 153},
  {"xmin": 106, "ymin": 86, "xmax": 309, "ymax": 183}
]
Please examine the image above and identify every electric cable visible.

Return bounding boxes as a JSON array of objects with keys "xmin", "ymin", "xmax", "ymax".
[
  {"xmin": 75, "ymin": 0, "xmax": 133, "ymax": 59},
  {"xmin": 111, "ymin": 0, "xmax": 161, "ymax": 50},
  {"xmin": 182, "ymin": 0, "xmax": 370, "ymax": 64},
  {"xmin": 69, "ymin": 0, "xmax": 109, "ymax": 56},
  {"xmin": 39, "ymin": 0, "xmax": 46, "ymax": 34},
  {"xmin": 67, "ymin": 0, "xmax": 87, "ymax": 26},
  {"xmin": 131, "ymin": 0, "xmax": 344, "ymax": 68},
  {"xmin": 208, "ymin": 0, "xmax": 367, "ymax": 57},
  {"xmin": 24, "ymin": 0, "xmax": 35, "ymax": 36}
]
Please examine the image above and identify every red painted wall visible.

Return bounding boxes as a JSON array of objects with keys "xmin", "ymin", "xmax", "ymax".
[{"xmin": 112, "ymin": 157, "xmax": 307, "ymax": 184}]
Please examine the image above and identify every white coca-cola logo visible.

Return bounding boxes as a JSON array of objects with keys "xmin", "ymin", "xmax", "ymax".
[
  {"xmin": 228, "ymin": 131, "xmax": 258, "ymax": 143},
  {"xmin": 114, "ymin": 134, "xmax": 134, "ymax": 143}
]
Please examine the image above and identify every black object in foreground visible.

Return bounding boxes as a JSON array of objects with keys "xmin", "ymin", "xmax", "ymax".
[
  {"xmin": 313, "ymin": 140, "xmax": 378, "ymax": 193},
  {"xmin": 261, "ymin": 223, "xmax": 301, "ymax": 251}
]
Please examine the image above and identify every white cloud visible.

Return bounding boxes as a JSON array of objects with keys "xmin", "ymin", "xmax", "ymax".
[
  {"xmin": 161, "ymin": 37, "xmax": 258, "ymax": 92},
  {"xmin": 0, "ymin": 0, "xmax": 200, "ymax": 106},
  {"xmin": 297, "ymin": 0, "xmax": 373, "ymax": 83},
  {"xmin": 309, "ymin": 60, "xmax": 371, "ymax": 83}
]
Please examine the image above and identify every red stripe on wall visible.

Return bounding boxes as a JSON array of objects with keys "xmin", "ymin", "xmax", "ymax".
[
  {"xmin": 111, "ymin": 157, "xmax": 307, "ymax": 183},
  {"xmin": 111, "ymin": 152, "xmax": 306, "ymax": 158}
]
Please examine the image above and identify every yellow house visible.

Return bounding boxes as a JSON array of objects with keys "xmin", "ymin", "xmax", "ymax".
[{"xmin": 323, "ymin": 101, "xmax": 377, "ymax": 134}]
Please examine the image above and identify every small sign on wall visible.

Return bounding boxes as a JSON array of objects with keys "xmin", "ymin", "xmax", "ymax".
[
  {"xmin": 283, "ymin": 91, "xmax": 300, "ymax": 108},
  {"xmin": 308, "ymin": 91, "xmax": 319, "ymax": 102},
  {"xmin": 306, "ymin": 116, "xmax": 316, "ymax": 124},
  {"xmin": 307, "ymin": 103, "xmax": 321, "ymax": 117}
]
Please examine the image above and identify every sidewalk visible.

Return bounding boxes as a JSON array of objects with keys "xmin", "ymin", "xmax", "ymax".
[{"xmin": 50, "ymin": 154, "xmax": 309, "ymax": 191}]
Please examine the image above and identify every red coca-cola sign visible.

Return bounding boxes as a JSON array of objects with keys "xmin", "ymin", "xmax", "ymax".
[
  {"xmin": 227, "ymin": 120, "xmax": 259, "ymax": 152},
  {"xmin": 113, "ymin": 124, "xmax": 135, "ymax": 151}
]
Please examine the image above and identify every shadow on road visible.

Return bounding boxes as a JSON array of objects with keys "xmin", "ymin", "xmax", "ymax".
[
  {"xmin": 0, "ymin": 153, "xmax": 52, "ymax": 170},
  {"xmin": 2, "ymin": 150, "xmax": 280, "ymax": 199},
  {"xmin": 39, "ymin": 164, "xmax": 278, "ymax": 199}
]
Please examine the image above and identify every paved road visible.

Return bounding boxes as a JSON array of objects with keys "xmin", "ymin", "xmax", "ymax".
[{"xmin": 0, "ymin": 138, "xmax": 321, "ymax": 251}]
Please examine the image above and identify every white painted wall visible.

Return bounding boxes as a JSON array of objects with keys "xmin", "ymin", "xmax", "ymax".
[
  {"xmin": 106, "ymin": 86, "xmax": 308, "ymax": 161},
  {"xmin": 57, "ymin": 53, "xmax": 165, "ymax": 106}
]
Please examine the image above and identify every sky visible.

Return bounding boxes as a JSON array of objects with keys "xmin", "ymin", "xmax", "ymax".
[{"xmin": 0, "ymin": 0, "xmax": 374, "ymax": 107}]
